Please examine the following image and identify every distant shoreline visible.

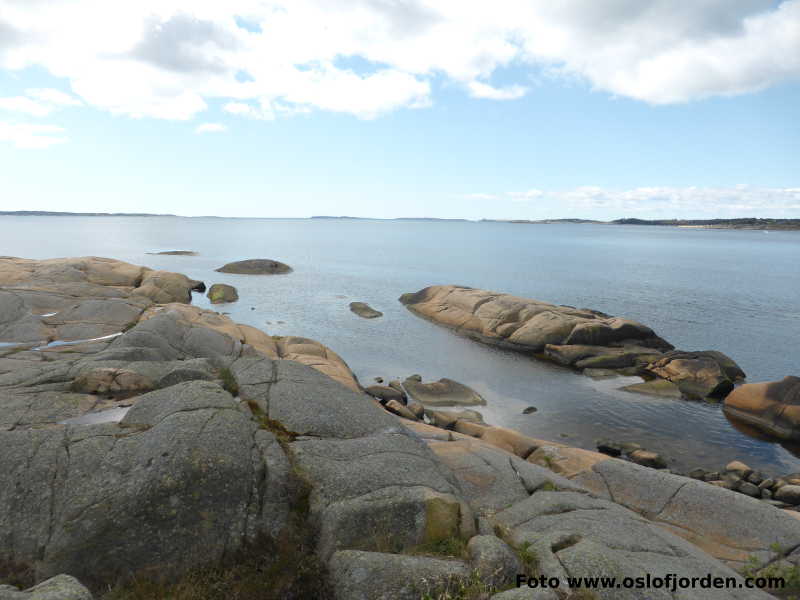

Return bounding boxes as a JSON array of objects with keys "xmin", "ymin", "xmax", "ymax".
[{"xmin": 2, "ymin": 211, "xmax": 798, "ymax": 230}]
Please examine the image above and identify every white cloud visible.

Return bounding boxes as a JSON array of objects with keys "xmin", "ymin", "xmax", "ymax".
[
  {"xmin": 0, "ymin": 122, "xmax": 67, "ymax": 148},
  {"xmin": 25, "ymin": 88, "xmax": 82, "ymax": 106},
  {"xmin": 0, "ymin": 88, "xmax": 82, "ymax": 117},
  {"xmin": 479, "ymin": 185, "xmax": 800, "ymax": 217},
  {"xmin": 223, "ymin": 101, "xmax": 272, "ymax": 120},
  {"xmin": 467, "ymin": 81, "xmax": 527, "ymax": 100},
  {"xmin": 0, "ymin": 96, "xmax": 52, "ymax": 116},
  {"xmin": 195, "ymin": 122, "xmax": 227, "ymax": 133},
  {"xmin": 507, "ymin": 189, "xmax": 544, "ymax": 202},
  {"xmin": 0, "ymin": 0, "xmax": 797, "ymax": 121}
]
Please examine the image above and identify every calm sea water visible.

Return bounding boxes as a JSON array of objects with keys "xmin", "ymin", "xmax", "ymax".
[{"xmin": 3, "ymin": 216, "xmax": 799, "ymax": 474}]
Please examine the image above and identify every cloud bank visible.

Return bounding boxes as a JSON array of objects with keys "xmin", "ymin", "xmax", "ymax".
[
  {"xmin": 0, "ymin": 0, "xmax": 796, "ymax": 124},
  {"xmin": 473, "ymin": 186, "xmax": 800, "ymax": 219}
]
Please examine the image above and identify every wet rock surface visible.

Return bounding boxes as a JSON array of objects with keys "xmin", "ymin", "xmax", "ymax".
[
  {"xmin": 206, "ymin": 283, "xmax": 239, "ymax": 304},
  {"xmin": 215, "ymin": 258, "xmax": 292, "ymax": 275},
  {"xmin": 348, "ymin": 301, "xmax": 382, "ymax": 319},
  {"xmin": 724, "ymin": 375, "xmax": 800, "ymax": 440},
  {"xmin": 403, "ymin": 376, "xmax": 486, "ymax": 406}
]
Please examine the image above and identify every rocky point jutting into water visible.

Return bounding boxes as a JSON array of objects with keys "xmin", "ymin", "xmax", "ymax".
[
  {"xmin": 0, "ymin": 257, "xmax": 797, "ymax": 599},
  {"xmin": 399, "ymin": 285, "xmax": 746, "ymax": 401}
]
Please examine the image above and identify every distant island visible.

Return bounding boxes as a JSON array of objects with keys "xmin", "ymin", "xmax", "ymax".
[
  {"xmin": 482, "ymin": 218, "xmax": 603, "ymax": 224},
  {"xmin": 0, "ymin": 211, "xmax": 177, "ymax": 217},
  {"xmin": 612, "ymin": 218, "xmax": 800, "ymax": 230},
  {"xmin": 2, "ymin": 212, "xmax": 798, "ymax": 229},
  {"xmin": 310, "ymin": 216, "xmax": 469, "ymax": 222}
]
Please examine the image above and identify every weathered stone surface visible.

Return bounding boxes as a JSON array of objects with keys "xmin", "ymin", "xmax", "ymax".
[
  {"xmin": 384, "ymin": 399, "xmax": 419, "ymax": 421},
  {"xmin": 269, "ymin": 360, "xmax": 393, "ymax": 438},
  {"xmin": 328, "ymin": 550, "xmax": 469, "ymax": 600},
  {"xmin": 206, "ymin": 283, "xmax": 238, "ymax": 304},
  {"xmin": 0, "ymin": 574, "xmax": 93, "ymax": 600},
  {"xmin": 399, "ymin": 285, "xmax": 752, "ymax": 404},
  {"xmin": 403, "ymin": 377, "xmax": 486, "ymax": 406},
  {"xmin": 724, "ymin": 376, "xmax": 800, "ymax": 440},
  {"xmin": 133, "ymin": 270, "xmax": 204, "ymax": 304},
  {"xmin": 427, "ymin": 408, "xmax": 484, "ymax": 429},
  {"xmin": 495, "ymin": 490, "xmax": 771, "ymax": 599},
  {"xmin": 291, "ymin": 427, "xmax": 472, "ymax": 560},
  {"xmin": 775, "ymin": 485, "xmax": 800, "ymax": 505},
  {"xmin": 527, "ymin": 445, "xmax": 607, "ymax": 478},
  {"xmin": 573, "ymin": 458, "xmax": 800, "ymax": 568},
  {"xmin": 400, "ymin": 285, "xmax": 671, "ymax": 355},
  {"xmin": 364, "ymin": 385, "xmax": 404, "ymax": 404},
  {"xmin": 349, "ymin": 302, "xmax": 382, "ymax": 319},
  {"xmin": 70, "ymin": 367, "xmax": 153, "ymax": 397},
  {"xmin": 426, "ymin": 436, "xmax": 583, "ymax": 515},
  {"xmin": 646, "ymin": 350, "xmax": 744, "ymax": 400},
  {"xmin": 627, "ymin": 448, "xmax": 668, "ymax": 469},
  {"xmin": 407, "ymin": 401, "xmax": 425, "ymax": 419},
  {"xmin": 215, "ymin": 259, "xmax": 292, "ymax": 275},
  {"xmin": 0, "ymin": 257, "xmax": 205, "ymax": 345},
  {"xmin": 466, "ymin": 535, "xmax": 522, "ymax": 588},
  {"xmin": 0, "ymin": 381, "xmax": 294, "ymax": 587}
]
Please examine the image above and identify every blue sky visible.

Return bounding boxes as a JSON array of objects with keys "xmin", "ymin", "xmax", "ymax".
[{"xmin": 1, "ymin": 1, "xmax": 798, "ymax": 220}]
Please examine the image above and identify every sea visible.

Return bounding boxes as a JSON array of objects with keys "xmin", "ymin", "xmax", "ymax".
[{"xmin": 2, "ymin": 215, "xmax": 799, "ymax": 475}]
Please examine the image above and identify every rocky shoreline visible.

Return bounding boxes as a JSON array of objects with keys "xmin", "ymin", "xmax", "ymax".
[{"xmin": 1, "ymin": 257, "xmax": 798, "ymax": 599}]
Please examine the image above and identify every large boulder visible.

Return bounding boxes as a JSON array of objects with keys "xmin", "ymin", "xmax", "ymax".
[
  {"xmin": 399, "ymin": 285, "xmax": 671, "ymax": 354},
  {"xmin": 328, "ymin": 550, "xmax": 469, "ymax": 600},
  {"xmin": 403, "ymin": 377, "xmax": 486, "ymax": 406},
  {"xmin": 215, "ymin": 259, "xmax": 292, "ymax": 275},
  {"xmin": 724, "ymin": 376, "xmax": 800, "ymax": 440},
  {"xmin": 132, "ymin": 270, "xmax": 205, "ymax": 304},
  {"xmin": 399, "ymin": 286, "xmax": 751, "ymax": 402},
  {"xmin": 646, "ymin": 350, "xmax": 745, "ymax": 399},
  {"xmin": 0, "ymin": 381, "xmax": 296, "ymax": 587},
  {"xmin": 0, "ymin": 574, "xmax": 93, "ymax": 600},
  {"xmin": 206, "ymin": 283, "xmax": 239, "ymax": 304},
  {"xmin": 0, "ymin": 257, "xmax": 203, "ymax": 344}
]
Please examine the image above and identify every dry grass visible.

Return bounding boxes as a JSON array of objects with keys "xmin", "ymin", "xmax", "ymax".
[{"xmin": 102, "ymin": 529, "xmax": 327, "ymax": 600}]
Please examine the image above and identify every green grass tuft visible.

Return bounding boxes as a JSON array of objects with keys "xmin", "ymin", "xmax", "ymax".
[{"xmin": 217, "ymin": 367, "xmax": 239, "ymax": 397}]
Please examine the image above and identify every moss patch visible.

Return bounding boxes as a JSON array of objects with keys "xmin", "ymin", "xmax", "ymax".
[
  {"xmin": 423, "ymin": 497, "xmax": 461, "ymax": 545},
  {"xmin": 409, "ymin": 536, "xmax": 468, "ymax": 560},
  {"xmin": 217, "ymin": 368, "xmax": 239, "ymax": 397}
]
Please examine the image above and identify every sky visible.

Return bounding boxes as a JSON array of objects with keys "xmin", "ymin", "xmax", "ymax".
[{"xmin": 0, "ymin": 0, "xmax": 798, "ymax": 220}]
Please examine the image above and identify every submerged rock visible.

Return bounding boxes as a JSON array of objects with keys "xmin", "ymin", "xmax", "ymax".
[
  {"xmin": 621, "ymin": 378, "xmax": 683, "ymax": 398},
  {"xmin": 349, "ymin": 301, "xmax": 383, "ymax": 319},
  {"xmin": 206, "ymin": 283, "xmax": 239, "ymax": 304},
  {"xmin": 724, "ymin": 376, "xmax": 800, "ymax": 440},
  {"xmin": 403, "ymin": 377, "xmax": 486, "ymax": 406},
  {"xmin": 215, "ymin": 259, "xmax": 292, "ymax": 275}
]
